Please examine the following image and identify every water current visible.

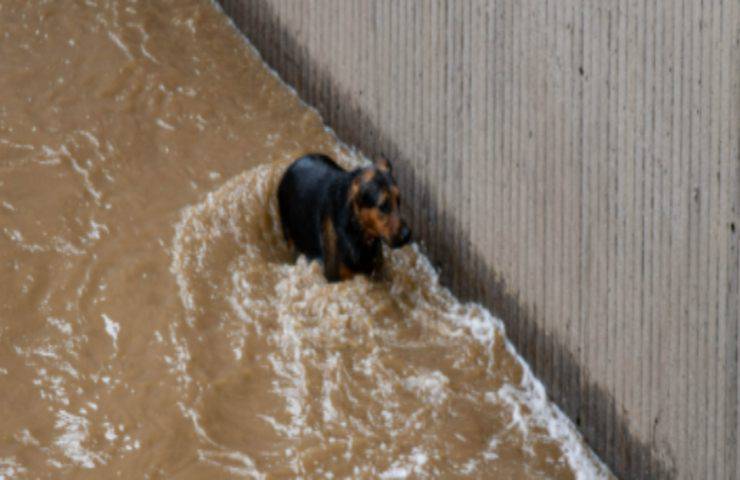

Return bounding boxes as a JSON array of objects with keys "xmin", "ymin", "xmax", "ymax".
[{"xmin": 0, "ymin": 1, "xmax": 611, "ymax": 478}]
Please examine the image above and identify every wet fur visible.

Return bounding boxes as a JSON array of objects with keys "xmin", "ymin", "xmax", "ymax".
[{"xmin": 277, "ymin": 154, "xmax": 409, "ymax": 282}]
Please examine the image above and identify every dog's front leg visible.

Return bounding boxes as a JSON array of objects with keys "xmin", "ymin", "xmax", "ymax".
[
  {"xmin": 320, "ymin": 216, "xmax": 341, "ymax": 282},
  {"xmin": 369, "ymin": 248, "xmax": 386, "ymax": 282}
]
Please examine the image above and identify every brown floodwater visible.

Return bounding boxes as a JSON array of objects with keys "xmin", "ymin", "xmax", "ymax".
[{"xmin": 0, "ymin": 1, "xmax": 612, "ymax": 478}]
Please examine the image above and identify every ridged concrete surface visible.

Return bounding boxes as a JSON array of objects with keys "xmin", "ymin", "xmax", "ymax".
[{"xmin": 218, "ymin": 1, "xmax": 740, "ymax": 478}]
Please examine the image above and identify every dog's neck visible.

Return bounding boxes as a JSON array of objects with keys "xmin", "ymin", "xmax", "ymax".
[{"xmin": 331, "ymin": 181, "xmax": 381, "ymax": 265}]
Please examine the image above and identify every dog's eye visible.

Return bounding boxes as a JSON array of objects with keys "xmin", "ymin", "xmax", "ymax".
[
  {"xmin": 361, "ymin": 191, "xmax": 375, "ymax": 207},
  {"xmin": 379, "ymin": 199, "xmax": 391, "ymax": 214}
]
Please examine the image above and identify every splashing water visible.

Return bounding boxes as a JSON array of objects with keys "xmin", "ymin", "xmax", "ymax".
[{"xmin": 169, "ymin": 160, "xmax": 611, "ymax": 478}]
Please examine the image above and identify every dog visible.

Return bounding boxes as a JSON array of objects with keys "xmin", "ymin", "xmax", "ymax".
[{"xmin": 277, "ymin": 153, "xmax": 411, "ymax": 282}]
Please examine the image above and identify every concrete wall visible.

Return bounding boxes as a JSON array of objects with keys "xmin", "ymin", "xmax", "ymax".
[{"xmin": 218, "ymin": 1, "xmax": 740, "ymax": 478}]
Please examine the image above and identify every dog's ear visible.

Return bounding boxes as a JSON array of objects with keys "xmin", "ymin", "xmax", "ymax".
[{"xmin": 375, "ymin": 157, "xmax": 391, "ymax": 173}]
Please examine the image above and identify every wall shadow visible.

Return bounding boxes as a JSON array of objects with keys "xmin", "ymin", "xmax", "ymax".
[{"xmin": 218, "ymin": 1, "xmax": 678, "ymax": 478}]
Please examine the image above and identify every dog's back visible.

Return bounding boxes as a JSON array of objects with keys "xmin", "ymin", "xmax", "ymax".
[
  {"xmin": 279, "ymin": 153, "xmax": 410, "ymax": 282},
  {"xmin": 278, "ymin": 154, "xmax": 345, "ymax": 258}
]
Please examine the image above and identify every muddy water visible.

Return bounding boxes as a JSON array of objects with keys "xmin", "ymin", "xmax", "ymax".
[{"xmin": 0, "ymin": 1, "xmax": 610, "ymax": 478}]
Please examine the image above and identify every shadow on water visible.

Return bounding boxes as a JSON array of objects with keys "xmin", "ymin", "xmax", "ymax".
[{"xmin": 217, "ymin": 1, "xmax": 678, "ymax": 478}]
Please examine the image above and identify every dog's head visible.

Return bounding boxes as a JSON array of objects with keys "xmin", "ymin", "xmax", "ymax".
[{"xmin": 349, "ymin": 158, "xmax": 411, "ymax": 248}]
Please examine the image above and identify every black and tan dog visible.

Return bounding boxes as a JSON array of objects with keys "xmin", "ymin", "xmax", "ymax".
[{"xmin": 277, "ymin": 153, "xmax": 411, "ymax": 282}]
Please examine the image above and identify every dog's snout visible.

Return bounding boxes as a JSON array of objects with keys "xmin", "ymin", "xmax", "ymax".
[
  {"xmin": 400, "ymin": 225, "xmax": 411, "ymax": 244},
  {"xmin": 393, "ymin": 224, "xmax": 411, "ymax": 248}
]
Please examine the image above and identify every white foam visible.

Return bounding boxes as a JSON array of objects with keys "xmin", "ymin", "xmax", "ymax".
[
  {"xmin": 51, "ymin": 235, "xmax": 85, "ymax": 256},
  {"xmin": 15, "ymin": 428, "xmax": 39, "ymax": 446},
  {"xmin": 380, "ymin": 447, "xmax": 429, "ymax": 479},
  {"xmin": 47, "ymin": 375, "xmax": 70, "ymax": 406},
  {"xmin": 163, "ymin": 323, "xmax": 191, "ymax": 388},
  {"xmin": 131, "ymin": 23, "xmax": 159, "ymax": 63},
  {"xmin": 397, "ymin": 245, "xmax": 610, "ymax": 479},
  {"xmin": 380, "ymin": 466, "xmax": 410, "ymax": 479},
  {"xmin": 321, "ymin": 353, "xmax": 340, "ymax": 423},
  {"xmin": 80, "ymin": 130, "xmax": 100, "ymax": 148},
  {"xmin": 102, "ymin": 314, "xmax": 120, "ymax": 350},
  {"xmin": 107, "ymin": 31, "xmax": 133, "ymax": 59},
  {"xmin": 178, "ymin": 401, "xmax": 265, "ymax": 477},
  {"xmin": 197, "ymin": 450, "xmax": 265, "ymax": 479},
  {"xmin": 2, "ymin": 227, "xmax": 45, "ymax": 253},
  {"xmin": 69, "ymin": 157, "xmax": 102, "ymax": 202},
  {"xmin": 54, "ymin": 410, "xmax": 105, "ymax": 468},
  {"xmin": 403, "ymin": 371, "xmax": 449, "ymax": 407},
  {"xmin": 4, "ymin": 228, "xmax": 23, "ymax": 243},
  {"xmin": 47, "ymin": 316, "xmax": 73, "ymax": 336},
  {"xmin": 86, "ymin": 219, "xmax": 109, "ymax": 242},
  {"xmin": 0, "ymin": 457, "xmax": 26, "ymax": 480},
  {"xmin": 156, "ymin": 118, "xmax": 175, "ymax": 131},
  {"xmin": 0, "ymin": 137, "xmax": 34, "ymax": 151},
  {"xmin": 104, "ymin": 422, "xmax": 117, "ymax": 442}
]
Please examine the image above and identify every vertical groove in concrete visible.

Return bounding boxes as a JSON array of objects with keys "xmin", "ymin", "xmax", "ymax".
[{"xmin": 218, "ymin": 1, "xmax": 740, "ymax": 478}]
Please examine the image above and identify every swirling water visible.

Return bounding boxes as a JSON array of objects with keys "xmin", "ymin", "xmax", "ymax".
[{"xmin": 0, "ymin": 1, "xmax": 610, "ymax": 478}]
